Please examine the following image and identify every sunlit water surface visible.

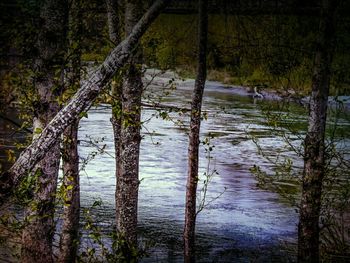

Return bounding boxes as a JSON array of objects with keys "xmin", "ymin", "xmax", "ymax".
[
  {"xmin": 73, "ymin": 80, "xmax": 334, "ymax": 262},
  {"xmin": 1, "ymin": 75, "xmax": 349, "ymax": 262}
]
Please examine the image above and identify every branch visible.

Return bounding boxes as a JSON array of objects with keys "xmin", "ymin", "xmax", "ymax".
[
  {"xmin": 141, "ymin": 102, "xmax": 190, "ymax": 112},
  {"xmin": 0, "ymin": 113, "xmax": 32, "ymax": 134},
  {"xmin": 0, "ymin": 0, "xmax": 170, "ymax": 203}
]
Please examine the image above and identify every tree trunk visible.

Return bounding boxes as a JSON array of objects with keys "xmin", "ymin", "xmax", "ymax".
[
  {"xmin": 21, "ymin": 141, "xmax": 61, "ymax": 263},
  {"xmin": 58, "ymin": 120, "xmax": 80, "ymax": 263},
  {"xmin": 106, "ymin": 0, "xmax": 123, "ymax": 46},
  {"xmin": 184, "ymin": 0, "xmax": 208, "ymax": 262},
  {"xmin": 21, "ymin": 1, "xmax": 68, "ymax": 262},
  {"xmin": 105, "ymin": 0, "xmax": 127, "ymax": 247},
  {"xmin": 106, "ymin": 0, "xmax": 123, "ymax": 158},
  {"xmin": 298, "ymin": 1, "xmax": 339, "ymax": 262},
  {"xmin": 58, "ymin": 1, "xmax": 82, "ymax": 261},
  {"xmin": 0, "ymin": 0, "xmax": 170, "ymax": 204},
  {"xmin": 106, "ymin": 0, "xmax": 123, "ymax": 224},
  {"xmin": 115, "ymin": 0, "xmax": 143, "ymax": 248}
]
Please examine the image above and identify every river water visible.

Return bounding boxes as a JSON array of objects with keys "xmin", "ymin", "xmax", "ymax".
[
  {"xmin": 74, "ymin": 75, "xmax": 321, "ymax": 262},
  {"xmin": 1, "ymin": 72, "xmax": 349, "ymax": 262}
]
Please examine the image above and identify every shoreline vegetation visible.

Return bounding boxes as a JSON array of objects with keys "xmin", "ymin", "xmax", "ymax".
[
  {"xmin": 79, "ymin": 12, "xmax": 350, "ymax": 98},
  {"xmin": 2, "ymin": 65, "xmax": 350, "ymax": 112},
  {"xmin": 143, "ymin": 67, "xmax": 350, "ymax": 111}
]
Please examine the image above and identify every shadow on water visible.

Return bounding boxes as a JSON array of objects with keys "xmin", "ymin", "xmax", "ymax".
[{"xmin": 138, "ymin": 217, "xmax": 295, "ymax": 263}]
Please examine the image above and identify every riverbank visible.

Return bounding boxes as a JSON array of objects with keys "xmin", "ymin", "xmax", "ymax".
[
  {"xmin": 1, "ymin": 68, "xmax": 349, "ymax": 262},
  {"xmin": 144, "ymin": 68, "xmax": 350, "ymax": 111}
]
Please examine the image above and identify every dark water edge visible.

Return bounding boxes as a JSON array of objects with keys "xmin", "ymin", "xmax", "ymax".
[
  {"xmin": 56, "ymin": 204, "xmax": 297, "ymax": 263},
  {"xmin": 137, "ymin": 220, "xmax": 297, "ymax": 263}
]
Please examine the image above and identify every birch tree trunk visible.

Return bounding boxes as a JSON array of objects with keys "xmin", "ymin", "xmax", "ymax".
[
  {"xmin": 298, "ymin": 1, "xmax": 339, "ymax": 262},
  {"xmin": 184, "ymin": 0, "xmax": 208, "ymax": 262},
  {"xmin": 21, "ymin": 0, "xmax": 68, "ymax": 262},
  {"xmin": 115, "ymin": 0, "xmax": 143, "ymax": 248},
  {"xmin": 0, "ymin": 0, "xmax": 170, "ymax": 204},
  {"xmin": 58, "ymin": 1, "xmax": 82, "ymax": 261}
]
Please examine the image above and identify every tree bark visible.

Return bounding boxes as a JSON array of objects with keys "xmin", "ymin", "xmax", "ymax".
[
  {"xmin": 21, "ymin": 142, "xmax": 61, "ymax": 263},
  {"xmin": 115, "ymin": 0, "xmax": 143, "ymax": 248},
  {"xmin": 106, "ymin": 0, "xmax": 123, "ymax": 223},
  {"xmin": 106, "ymin": 0, "xmax": 123, "ymax": 46},
  {"xmin": 298, "ymin": 1, "xmax": 339, "ymax": 262},
  {"xmin": 58, "ymin": 1, "xmax": 82, "ymax": 261},
  {"xmin": 106, "ymin": 0, "xmax": 123, "ymax": 157},
  {"xmin": 21, "ymin": 1, "xmax": 68, "ymax": 262},
  {"xmin": 105, "ymin": 0, "xmax": 128, "ymax": 247},
  {"xmin": 184, "ymin": 0, "xmax": 208, "ymax": 262},
  {"xmin": 0, "ymin": 0, "xmax": 170, "ymax": 204},
  {"xmin": 58, "ymin": 120, "xmax": 80, "ymax": 263}
]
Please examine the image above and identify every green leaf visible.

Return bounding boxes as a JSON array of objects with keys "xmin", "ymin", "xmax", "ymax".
[
  {"xmin": 79, "ymin": 111, "xmax": 88, "ymax": 118},
  {"xmin": 34, "ymin": 127, "xmax": 42, "ymax": 134}
]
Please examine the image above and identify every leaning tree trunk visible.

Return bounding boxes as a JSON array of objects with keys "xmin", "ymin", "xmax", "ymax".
[
  {"xmin": 115, "ymin": 0, "xmax": 143, "ymax": 248},
  {"xmin": 0, "ymin": 0, "xmax": 170, "ymax": 204},
  {"xmin": 298, "ymin": 1, "xmax": 339, "ymax": 262},
  {"xmin": 58, "ymin": 0, "xmax": 82, "ymax": 261},
  {"xmin": 184, "ymin": 0, "xmax": 208, "ymax": 262},
  {"xmin": 21, "ymin": 0, "xmax": 68, "ymax": 262}
]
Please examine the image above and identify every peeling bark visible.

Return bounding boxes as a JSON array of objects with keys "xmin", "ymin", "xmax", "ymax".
[
  {"xmin": 184, "ymin": 0, "xmax": 208, "ymax": 262},
  {"xmin": 298, "ymin": 1, "xmax": 339, "ymax": 262},
  {"xmin": 0, "ymin": 0, "xmax": 170, "ymax": 203}
]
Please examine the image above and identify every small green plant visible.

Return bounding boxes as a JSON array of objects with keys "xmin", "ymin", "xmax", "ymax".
[
  {"xmin": 196, "ymin": 133, "xmax": 226, "ymax": 215},
  {"xmin": 78, "ymin": 199, "xmax": 148, "ymax": 263}
]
